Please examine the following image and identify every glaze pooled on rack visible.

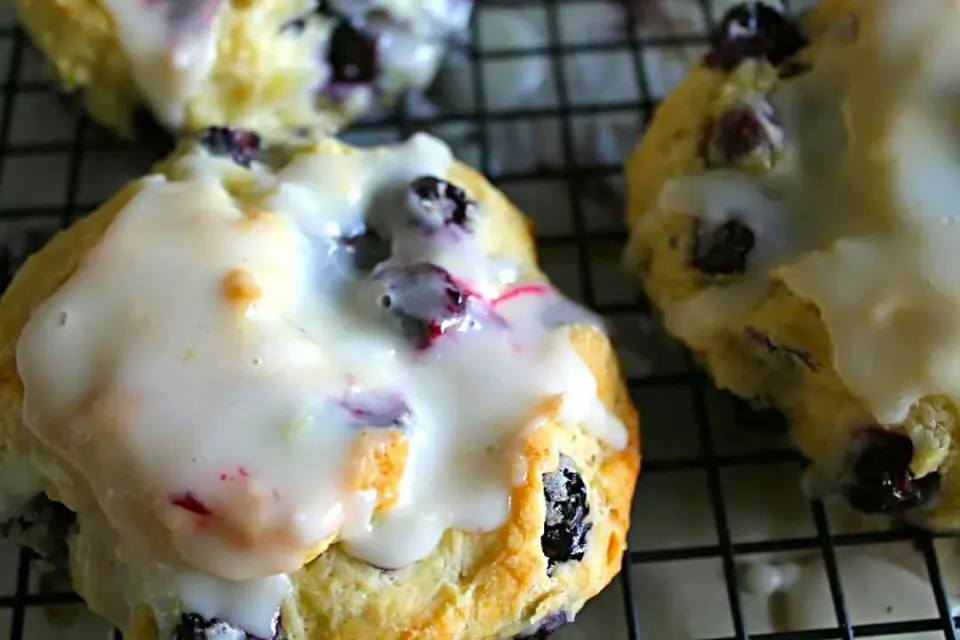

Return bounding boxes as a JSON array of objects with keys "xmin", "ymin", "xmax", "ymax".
[{"xmin": 13, "ymin": 131, "xmax": 627, "ymax": 637}]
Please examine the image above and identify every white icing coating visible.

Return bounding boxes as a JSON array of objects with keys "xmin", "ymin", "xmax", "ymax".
[
  {"xmin": 16, "ymin": 133, "xmax": 625, "ymax": 633},
  {"xmin": 657, "ymin": 0, "xmax": 960, "ymax": 430},
  {"xmin": 102, "ymin": 0, "xmax": 225, "ymax": 128}
]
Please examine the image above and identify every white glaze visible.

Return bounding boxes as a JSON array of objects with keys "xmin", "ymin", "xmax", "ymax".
[
  {"xmin": 781, "ymin": 553, "xmax": 942, "ymax": 632},
  {"xmin": 16, "ymin": 133, "xmax": 625, "ymax": 633},
  {"xmin": 101, "ymin": 0, "xmax": 225, "ymax": 128},
  {"xmin": 656, "ymin": 0, "xmax": 960, "ymax": 430}
]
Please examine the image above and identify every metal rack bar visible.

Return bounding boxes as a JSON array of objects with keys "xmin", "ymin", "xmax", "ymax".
[{"xmin": 1, "ymin": 1, "xmax": 959, "ymax": 639}]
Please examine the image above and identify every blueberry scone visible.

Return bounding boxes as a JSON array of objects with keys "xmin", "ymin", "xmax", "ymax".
[
  {"xmin": 624, "ymin": 0, "xmax": 960, "ymax": 527},
  {"xmin": 16, "ymin": 0, "xmax": 472, "ymax": 140},
  {"xmin": 0, "ymin": 127, "xmax": 639, "ymax": 639}
]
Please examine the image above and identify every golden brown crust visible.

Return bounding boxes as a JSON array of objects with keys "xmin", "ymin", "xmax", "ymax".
[
  {"xmin": 0, "ymin": 135, "xmax": 640, "ymax": 639},
  {"xmin": 623, "ymin": 0, "xmax": 959, "ymax": 528}
]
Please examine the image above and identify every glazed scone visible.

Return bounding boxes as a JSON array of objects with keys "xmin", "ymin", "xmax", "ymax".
[
  {"xmin": 0, "ymin": 127, "xmax": 640, "ymax": 639},
  {"xmin": 16, "ymin": 0, "xmax": 473, "ymax": 140},
  {"xmin": 625, "ymin": 0, "xmax": 960, "ymax": 527}
]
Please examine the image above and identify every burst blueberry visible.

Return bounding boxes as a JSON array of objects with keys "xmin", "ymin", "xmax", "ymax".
[
  {"xmin": 173, "ymin": 612, "xmax": 281, "ymax": 640},
  {"xmin": 408, "ymin": 176, "xmax": 477, "ymax": 231},
  {"xmin": 541, "ymin": 455, "xmax": 591, "ymax": 575},
  {"xmin": 690, "ymin": 218, "xmax": 756, "ymax": 276},
  {"xmin": 372, "ymin": 263, "xmax": 473, "ymax": 349},
  {"xmin": 197, "ymin": 127, "xmax": 262, "ymax": 168}
]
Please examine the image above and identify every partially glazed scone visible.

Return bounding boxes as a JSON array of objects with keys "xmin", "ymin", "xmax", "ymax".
[
  {"xmin": 16, "ymin": 0, "xmax": 472, "ymax": 139},
  {"xmin": 625, "ymin": 0, "xmax": 960, "ymax": 527},
  {"xmin": 0, "ymin": 128, "xmax": 639, "ymax": 639}
]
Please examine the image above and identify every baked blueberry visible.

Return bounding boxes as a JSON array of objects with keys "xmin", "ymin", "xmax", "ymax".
[
  {"xmin": 372, "ymin": 263, "xmax": 475, "ymax": 349},
  {"xmin": 328, "ymin": 21, "xmax": 379, "ymax": 84},
  {"xmin": 408, "ymin": 176, "xmax": 477, "ymax": 231},
  {"xmin": 197, "ymin": 127, "xmax": 262, "ymax": 168},
  {"xmin": 844, "ymin": 428, "xmax": 941, "ymax": 515},
  {"xmin": 705, "ymin": 2, "xmax": 807, "ymax": 71},
  {"xmin": 514, "ymin": 611, "xmax": 572, "ymax": 639},
  {"xmin": 339, "ymin": 226, "xmax": 392, "ymax": 272},
  {"xmin": 690, "ymin": 218, "xmax": 756, "ymax": 275},
  {"xmin": 541, "ymin": 456, "xmax": 591, "ymax": 575},
  {"xmin": 173, "ymin": 612, "xmax": 281, "ymax": 640}
]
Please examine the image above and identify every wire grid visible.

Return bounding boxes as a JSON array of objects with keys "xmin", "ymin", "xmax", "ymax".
[{"xmin": 0, "ymin": 0, "xmax": 959, "ymax": 638}]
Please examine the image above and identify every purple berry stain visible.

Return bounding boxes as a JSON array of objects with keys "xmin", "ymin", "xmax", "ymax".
[
  {"xmin": 170, "ymin": 493, "xmax": 212, "ymax": 517},
  {"xmin": 341, "ymin": 389, "xmax": 412, "ymax": 428}
]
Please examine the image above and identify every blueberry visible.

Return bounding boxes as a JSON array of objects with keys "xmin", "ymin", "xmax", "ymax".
[
  {"xmin": 173, "ymin": 612, "xmax": 281, "ymax": 640},
  {"xmin": 704, "ymin": 2, "xmax": 807, "ymax": 71},
  {"xmin": 514, "ymin": 611, "xmax": 572, "ymax": 639},
  {"xmin": 328, "ymin": 21, "xmax": 379, "ymax": 84},
  {"xmin": 339, "ymin": 226, "xmax": 392, "ymax": 272},
  {"xmin": 408, "ymin": 176, "xmax": 477, "ymax": 231},
  {"xmin": 703, "ymin": 105, "xmax": 778, "ymax": 169},
  {"xmin": 541, "ymin": 455, "xmax": 591, "ymax": 575},
  {"xmin": 197, "ymin": 127, "xmax": 262, "ymax": 168},
  {"xmin": 372, "ymin": 263, "xmax": 474, "ymax": 349},
  {"xmin": 690, "ymin": 218, "xmax": 756, "ymax": 276},
  {"xmin": 844, "ymin": 428, "xmax": 941, "ymax": 515},
  {"xmin": 0, "ymin": 494, "xmax": 77, "ymax": 571},
  {"xmin": 341, "ymin": 391, "xmax": 412, "ymax": 428}
]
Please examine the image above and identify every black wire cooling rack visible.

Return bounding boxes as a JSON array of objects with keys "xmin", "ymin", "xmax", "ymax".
[{"xmin": 2, "ymin": 1, "xmax": 960, "ymax": 638}]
